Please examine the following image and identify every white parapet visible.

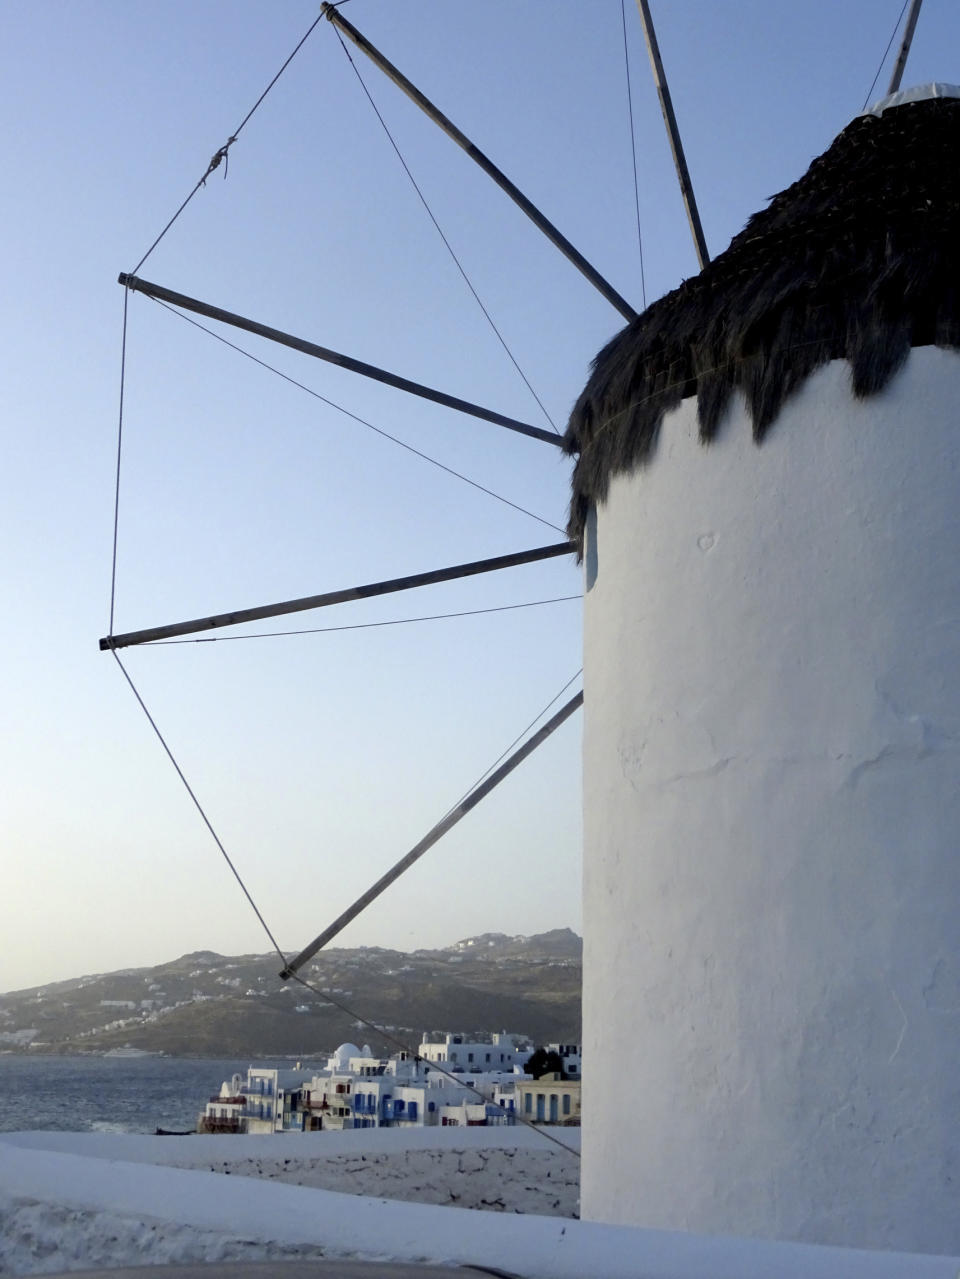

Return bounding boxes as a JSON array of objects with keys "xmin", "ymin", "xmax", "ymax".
[
  {"xmin": 580, "ymin": 348, "xmax": 960, "ymax": 1253},
  {"xmin": 2, "ymin": 1128, "xmax": 958, "ymax": 1279}
]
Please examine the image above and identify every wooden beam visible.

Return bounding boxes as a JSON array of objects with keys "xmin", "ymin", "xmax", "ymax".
[
  {"xmin": 321, "ymin": 4, "xmax": 638, "ymax": 323},
  {"xmin": 117, "ymin": 273, "xmax": 562, "ymax": 448},
  {"xmin": 279, "ymin": 689, "xmax": 584, "ymax": 978},
  {"xmin": 886, "ymin": 0, "xmax": 924, "ymax": 95},
  {"xmin": 634, "ymin": 0, "xmax": 710, "ymax": 271},
  {"xmin": 100, "ymin": 542, "xmax": 575, "ymax": 650}
]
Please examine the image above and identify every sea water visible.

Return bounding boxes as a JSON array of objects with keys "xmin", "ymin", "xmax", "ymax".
[{"xmin": 0, "ymin": 1055, "xmax": 293, "ymax": 1134}]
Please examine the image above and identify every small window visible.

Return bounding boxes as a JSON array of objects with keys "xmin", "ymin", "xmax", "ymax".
[
  {"xmin": 428, "ymin": 1101, "xmax": 436, "ymax": 1112},
  {"xmin": 524, "ymin": 1094, "xmax": 532, "ymax": 1114},
  {"xmin": 563, "ymin": 1095, "xmax": 571, "ymax": 1115}
]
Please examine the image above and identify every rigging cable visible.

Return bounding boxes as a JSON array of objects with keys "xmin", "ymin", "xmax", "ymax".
[
  {"xmin": 620, "ymin": 0, "xmax": 648, "ymax": 309},
  {"xmin": 130, "ymin": 8, "xmax": 325, "ymax": 275},
  {"xmin": 150, "ymin": 296, "xmax": 565, "ymax": 535},
  {"xmin": 108, "ymin": 647, "xmax": 580, "ymax": 1160},
  {"xmin": 862, "ymin": 0, "xmax": 911, "ymax": 110},
  {"xmin": 144, "ymin": 595, "xmax": 581, "ymax": 645},
  {"xmin": 332, "ymin": 26, "xmax": 561, "ymax": 436},
  {"xmin": 107, "ymin": 647, "xmax": 288, "ymax": 963}
]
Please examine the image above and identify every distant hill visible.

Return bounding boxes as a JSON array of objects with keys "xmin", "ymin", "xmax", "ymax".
[{"xmin": 0, "ymin": 931, "xmax": 581, "ymax": 1058}]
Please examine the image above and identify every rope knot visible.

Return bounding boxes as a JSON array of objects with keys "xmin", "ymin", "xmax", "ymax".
[{"xmin": 202, "ymin": 136, "xmax": 238, "ymax": 185}]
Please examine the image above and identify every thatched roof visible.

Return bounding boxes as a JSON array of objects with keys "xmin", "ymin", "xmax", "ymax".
[{"xmin": 564, "ymin": 95, "xmax": 960, "ymax": 550}]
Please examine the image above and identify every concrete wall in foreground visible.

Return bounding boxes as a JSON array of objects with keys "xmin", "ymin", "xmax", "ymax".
[{"xmin": 580, "ymin": 348, "xmax": 960, "ymax": 1253}]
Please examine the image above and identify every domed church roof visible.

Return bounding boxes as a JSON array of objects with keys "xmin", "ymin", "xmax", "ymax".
[
  {"xmin": 333, "ymin": 1041, "xmax": 362, "ymax": 1065},
  {"xmin": 564, "ymin": 91, "xmax": 960, "ymax": 550}
]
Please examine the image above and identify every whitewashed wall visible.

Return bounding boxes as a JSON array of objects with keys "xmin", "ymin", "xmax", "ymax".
[{"xmin": 580, "ymin": 348, "xmax": 960, "ymax": 1253}]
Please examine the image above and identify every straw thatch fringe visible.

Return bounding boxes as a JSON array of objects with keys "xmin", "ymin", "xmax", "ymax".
[{"xmin": 564, "ymin": 98, "xmax": 960, "ymax": 551}]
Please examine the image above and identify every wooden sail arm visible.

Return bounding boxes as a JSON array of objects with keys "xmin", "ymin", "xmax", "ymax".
[
  {"xmin": 99, "ymin": 542, "xmax": 575, "ymax": 650},
  {"xmin": 117, "ymin": 274, "xmax": 562, "ymax": 448},
  {"xmin": 887, "ymin": 0, "xmax": 924, "ymax": 95},
  {"xmin": 321, "ymin": 4, "xmax": 638, "ymax": 323},
  {"xmin": 279, "ymin": 688, "xmax": 584, "ymax": 979},
  {"xmin": 634, "ymin": 0, "xmax": 710, "ymax": 272}
]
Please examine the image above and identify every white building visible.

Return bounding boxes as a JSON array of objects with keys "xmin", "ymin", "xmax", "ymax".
[
  {"xmin": 544, "ymin": 1043, "xmax": 581, "ymax": 1078},
  {"xmin": 514, "ymin": 1074, "xmax": 581, "ymax": 1126},
  {"xmin": 322, "ymin": 1041, "xmax": 393, "ymax": 1076},
  {"xmin": 417, "ymin": 1032, "xmax": 524, "ymax": 1073},
  {"xmin": 197, "ymin": 1066, "xmax": 314, "ymax": 1134},
  {"xmin": 199, "ymin": 1035, "xmax": 527, "ymax": 1134},
  {"xmin": 566, "ymin": 86, "xmax": 960, "ymax": 1254},
  {"xmin": 333, "ymin": 1055, "xmax": 521, "ymax": 1130}
]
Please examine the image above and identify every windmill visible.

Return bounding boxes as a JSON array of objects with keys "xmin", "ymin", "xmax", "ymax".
[{"xmin": 102, "ymin": 0, "xmax": 959, "ymax": 1255}]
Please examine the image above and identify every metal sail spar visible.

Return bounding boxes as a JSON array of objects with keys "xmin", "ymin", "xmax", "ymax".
[
  {"xmin": 118, "ymin": 274, "xmax": 561, "ymax": 448},
  {"xmin": 322, "ymin": 0, "xmax": 707, "ymax": 295},
  {"xmin": 634, "ymin": 0, "xmax": 709, "ymax": 271},
  {"xmin": 279, "ymin": 687, "xmax": 584, "ymax": 980},
  {"xmin": 887, "ymin": 0, "xmax": 925, "ymax": 95},
  {"xmin": 321, "ymin": 3, "xmax": 638, "ymax": 324},
  {"xmin": 100, "ymin": 542, "xmax": 575, "ymax": 650}
]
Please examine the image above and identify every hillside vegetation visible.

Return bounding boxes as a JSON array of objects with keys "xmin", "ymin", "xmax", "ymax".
[{"xmin": 0, "ymin": 931, "xmax": 581, "ymax": 1057}]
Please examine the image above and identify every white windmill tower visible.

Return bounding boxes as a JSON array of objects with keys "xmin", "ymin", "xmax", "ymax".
[{"xmin": 567, "ymin": 83, "xmax": 960, "ymax": 1253}]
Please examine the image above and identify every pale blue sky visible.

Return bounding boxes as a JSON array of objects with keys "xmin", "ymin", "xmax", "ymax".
[{"xmin": 3, "ymin": 0, "xmax": 956, "ymax": 991}]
